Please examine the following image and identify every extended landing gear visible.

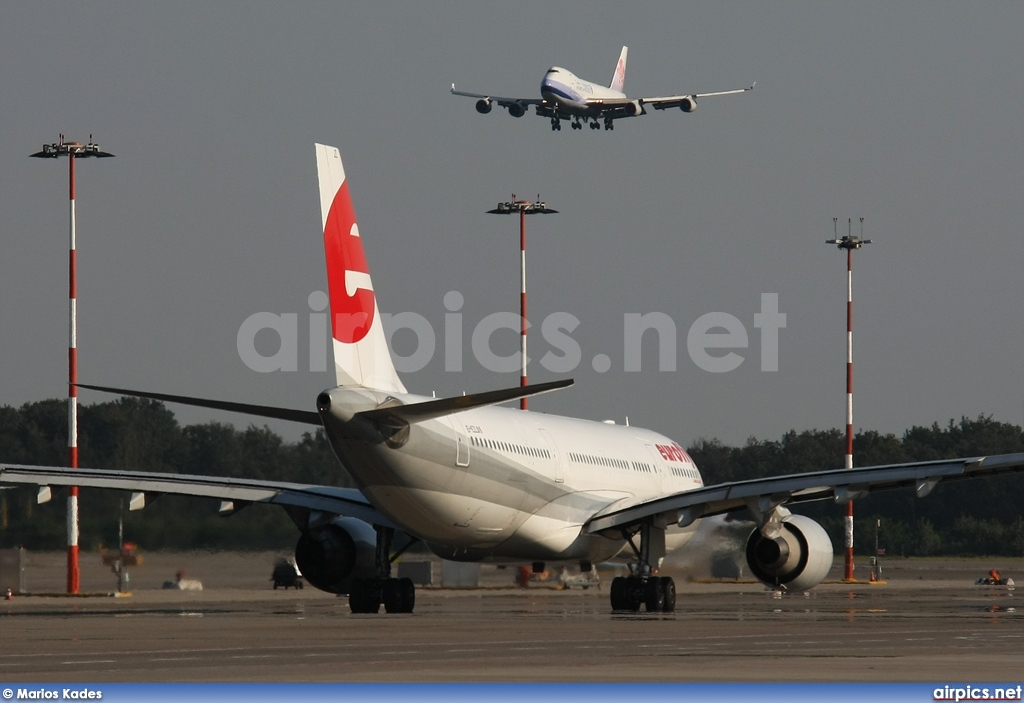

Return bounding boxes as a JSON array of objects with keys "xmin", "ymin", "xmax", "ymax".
[
  {"xmin": 603, "ymin": 117, "xmax": 614, "ymax": 131},
  {"xmin": 609, "ymin": 518, "xmax": 676, "ymax": 612},
  {"xmin": 349, "ymin": 576, "xmax": 416, "ymax": 614},
  {"xmin": 349, "ymin": 526, "xmax": 417, "ymax": 614},
  {"xmin": 609, "ymin": 575, "xmax": 676, "ymax": 612},
  {"xmin": 550, "ymin": 116, "xmax": 562, "ymax": 131}
]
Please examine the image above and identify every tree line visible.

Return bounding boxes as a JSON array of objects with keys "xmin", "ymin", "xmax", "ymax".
[{"xmin": 1, "ymin": 398, "xmax": 1022, "ymax": 555}]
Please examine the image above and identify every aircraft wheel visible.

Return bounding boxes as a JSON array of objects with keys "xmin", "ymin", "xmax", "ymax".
[
  {"xmin": 349, "ymin": 578, "xmax": 382, "ymax": 614},
  {"xmin": 620, "ymin": 576, "xmax": 642, "ymax": 612},
  {"xmin": 660, "ymin": 576, "xmax": 676, "ymax": 612},
  {"xmin": 644, "ymin": 577, "xmax": 665, "ymax": 612},
  {"xmin": 399, "ymin": 577, "xmax": 415, "ymax": 613},
  {"xmin": 384, "ymin": 577, "xmax": 415, "ymax": 613},
  {"xmin": 610, "ymin": 576, "xmax": 628, "ymax": 610}
]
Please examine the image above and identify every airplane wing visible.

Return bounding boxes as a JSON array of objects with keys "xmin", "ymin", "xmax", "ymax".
[
  {"xmin": 0, "ymin": 463, "xmax": 394, "ymax": 529},
  {"xmin": 450, "ymin": 84, "xmax": 546, "ymax": 112},
  {"xmin": 642, "ymin": 82, "xmax": 756, "ymax": 111},
  {"xmin": 450, "ymin": 86, "xmax": 545, "ymax": 106},
  {"xmin": 582, "ymin": 452, "xmax": 1024, "ymax": 534}
]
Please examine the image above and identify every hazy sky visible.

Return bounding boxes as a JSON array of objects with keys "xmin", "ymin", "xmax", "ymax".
[{"xmin": 2, "ymin": 2, "xmax": 1021, "ymax": 452}]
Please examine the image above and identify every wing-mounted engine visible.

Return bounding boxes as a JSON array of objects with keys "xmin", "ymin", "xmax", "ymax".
[
  {"xmin": 507, "ymin": 101, "xmax": 527, "ymax": 118},
  {"xmin": 294, "ymin": 516, "xmax": 378, "ymax": 594},
  {"xmin": 624, "ymin": 99, "xmax": 643, "ymax": 116},
  {"xmin": 679, "ymin": 96, "xmax": 697, "ymax": 113},
  {"xmin": 745, "ymin": 514, "xmax": 833, "ymax": 591},
  {"xmin": 475, "ymin": 99, "xmax": 493, "ymax": 114}
]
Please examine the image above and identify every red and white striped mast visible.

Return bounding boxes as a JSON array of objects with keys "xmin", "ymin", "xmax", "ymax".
[
  {"xmin": 487, "ymin": 196, "xmax": 557, "ymax": 409},
  {"xmin": 826, "ymin": 217, "xmax": 871, "ymax": 582},
  {"xmin": 30, "ymin": 135, "xmax": 114, "ymax": 594}
]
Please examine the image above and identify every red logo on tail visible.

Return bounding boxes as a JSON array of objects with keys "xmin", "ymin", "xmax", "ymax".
[{"xmin": 323, "ymin": 181, "xmax": 375, "ymax": 344}]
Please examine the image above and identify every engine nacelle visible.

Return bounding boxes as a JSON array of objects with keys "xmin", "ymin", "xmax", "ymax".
[
  {"xmin": 745, "ymin": 514, "xmax": 833, "ymax": 591},
  {"xmin": 294, "ymin": 517, "xmax": 377, "ymax": 594},
  {"xmin": 475, "ymin": 99, "xmax": 493, "ymax": 114},
  {"xmin": 624, "ymin": 100, "xmax": 642, "ymax": 116},
  {"xmin": 507, "ymin": 102, "xmax": 526, "ymax": 118},
  {"xmin": 679, "ymin": 96, "xmax": 697, "ymax": 113}
]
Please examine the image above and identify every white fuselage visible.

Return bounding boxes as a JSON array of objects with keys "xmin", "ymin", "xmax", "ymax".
[
  {"xmin": 319, "ymin": 386, "xmax": 702, "ymax": 564},
  {"xmin": 541, "ymin": 67, "xmax": 625, "ymax": 114}
]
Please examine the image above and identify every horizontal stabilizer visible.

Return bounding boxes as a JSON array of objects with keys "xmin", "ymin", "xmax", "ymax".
[
  {"xmin": 75, "ymin": 383, "xmax": 321, "ymax": 425},
  {"xmin": 359, "ymin": 379, "xmax": 574, "ymax": 426}
]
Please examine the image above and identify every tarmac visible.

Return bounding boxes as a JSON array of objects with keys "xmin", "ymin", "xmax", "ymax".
[{"xmin": 0, "ymin": 551, "xmax": 1021, "ymax": 682}]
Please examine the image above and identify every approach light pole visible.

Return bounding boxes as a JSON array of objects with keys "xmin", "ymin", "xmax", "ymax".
[
  {"xmin": 30, "ymin": 135, "xmax": 115, "ymax": 594},
  {"xmin": 826, "ymin": 217, "xmax": 871, "ymax": 583},
  {"xmin": 487, "ymin": 196, "xmax": 557, "ymax": 409}
]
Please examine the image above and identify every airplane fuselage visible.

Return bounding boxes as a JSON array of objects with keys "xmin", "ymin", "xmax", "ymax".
[
  {"xmin": 317, "ymin": 385, "xmax": 702, "ymax": 564},
  {"xmin": 541, "ymin": 67, "xmax": 626, "ymax": 115}
]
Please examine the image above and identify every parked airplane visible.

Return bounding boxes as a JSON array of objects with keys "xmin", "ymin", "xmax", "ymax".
[
  {"xmin": 3, "ymin": 144, "xmax": 1022, "ymax": 615},
  {"xmin": 451, "ymin": 46, "xmax": 754, "ymax": 131}
]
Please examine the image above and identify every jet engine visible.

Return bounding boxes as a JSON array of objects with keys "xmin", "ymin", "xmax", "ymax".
[
  {"xmin": 507, "ymin": 102, "xmax": 526, "ymax": 118},
  {"xmin": 624, "ymin": 100, "xmax": 642, "ymax": 116},
  {"xmin": 294, "ymin": 516, "xmax": 377, "ymax": 594},
  {"xmin": 678, "ymin": 96, "xmax": 697, "ymax": 113},
  {"xmin": 475, "ymin": 99, "xmax": 493, "ymax": 114},
  {"xmin": 744, "ymin": 514, "xmax": 833, "ymax": 591}
]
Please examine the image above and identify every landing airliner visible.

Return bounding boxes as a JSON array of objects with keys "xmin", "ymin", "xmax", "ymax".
[
  {"xmin": 3, "ymin": 145, "xmax": 1022, "ymax": 615},
  {"xmin": 451, "ymin": 46, "xmax": 754, "ymax": 131}
]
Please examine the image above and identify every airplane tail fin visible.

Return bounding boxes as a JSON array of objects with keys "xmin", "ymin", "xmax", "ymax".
[
  {"xmin": 315, "ymin": 144, "xmax": 406, "ymax": 393},
  {"xmin": 609, "ymin": 46, "xmax": 628, "ymax": 93}
]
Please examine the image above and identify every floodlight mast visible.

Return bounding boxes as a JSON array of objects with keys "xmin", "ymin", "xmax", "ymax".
[
  {"xmin": 30, "ymin": 134, "xmax": 115, "ymax": 594},
  {"xmin": 486, "ymin": 196, "xmax": 558, "ymax": 409},
  {"xmin": 825, "ymin": 217, "xmax": 872, "ymax": 582}
]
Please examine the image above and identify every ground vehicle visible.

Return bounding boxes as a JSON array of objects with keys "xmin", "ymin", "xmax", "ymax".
[{"xmin": 271, "ymin": 558, "xmax": 304, "ymax": 589}]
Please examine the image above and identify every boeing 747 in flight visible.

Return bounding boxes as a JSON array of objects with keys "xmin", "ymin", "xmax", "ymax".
[
  {"xmin": 451, "ymin": 46, "xmax": 754, "ymax": 131},
  {"xmin": 3, "ymin": 145, "xmax": 1022, "ymax": 615}
]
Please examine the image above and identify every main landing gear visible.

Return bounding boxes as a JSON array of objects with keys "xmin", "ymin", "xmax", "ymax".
[
  {"xmin": 348, "ymin": 526, "xmax": 417, "ymax": 614},
  {"xmin": 565, "ymin": 117, "xmax": 615, "ymax": 131},
  {"xmin": 350, "ymin": 575, "xmax": 415, "ymax": 614},
  {"xmin": 609, "ymin": 519, "xmax": 676, "ymax": 613},
  {"xmin": 550, "ymin": 115, "xmax": 562, "ymax": 131},
  {"xmin": 610, "ymin": 575, "xmax": 676, "ymax": 612}
]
